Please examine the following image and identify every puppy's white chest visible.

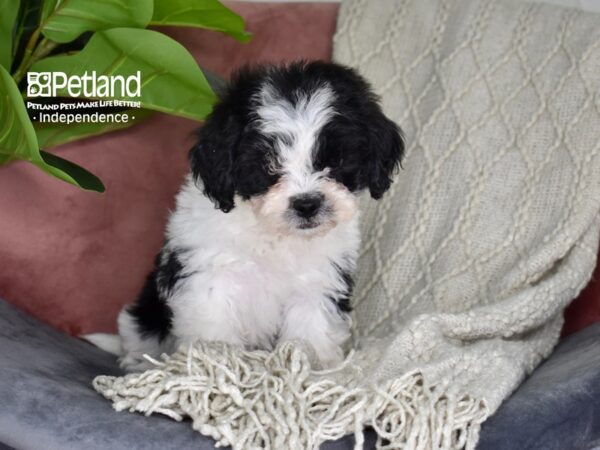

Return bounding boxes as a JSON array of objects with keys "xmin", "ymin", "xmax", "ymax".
[
  {"xmin": 171, "ymin": 243, "xmax": 329, "ymax": 350},
  {"xmin": 171, "ymin": 229, "xmax": 354, "ymax": 349}
]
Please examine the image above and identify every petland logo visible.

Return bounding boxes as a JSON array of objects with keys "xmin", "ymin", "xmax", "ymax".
[{"xmin": 27, "ymin": 71, "xmax": 141, "ymax": 98}]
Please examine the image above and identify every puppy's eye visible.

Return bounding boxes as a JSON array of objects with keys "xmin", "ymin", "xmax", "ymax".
[
  {"xmin": 331, "ymin": 156, "xmax": 344, "ymax": 169},
  {"xmin": 325, "ymin": 153, "xmax": 343, "ymax": 169},
  {"xmin": 315, "ymin": 145, "xmax": 343, "ymax": 171}
]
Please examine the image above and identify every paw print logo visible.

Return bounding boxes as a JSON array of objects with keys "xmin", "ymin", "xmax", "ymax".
[{"xmin": 27, "ymin": 72, "xmax": 52, "ymax": 97}]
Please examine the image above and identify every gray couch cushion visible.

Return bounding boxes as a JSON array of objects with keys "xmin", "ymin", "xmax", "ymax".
[
  {"xmin": 0, "ymin": 298, "xmax": 599, "ymax": 450},
  {"xmin": 478, "ymin": 320, "xmax": 600, "ymax": 450},
  {"xmin": 0, "ymin": 299, "xmax": 208, "ymax": 450}
]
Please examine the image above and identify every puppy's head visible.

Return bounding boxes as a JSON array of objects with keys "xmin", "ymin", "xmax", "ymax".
[{"xmin": 190, "ymin": 61, "xmax": 404, "ymax": 236}]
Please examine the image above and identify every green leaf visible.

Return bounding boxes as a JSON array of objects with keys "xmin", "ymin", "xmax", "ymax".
[
  {"xmin": 41, "ymin": 0, "xmax": 58, "ymax": 22},
  {"xmin": 12, "ymin": 0, "xmax": 44, "ymax": 71},
  {"xmin": 34, "ymin": 67, "xmax": 222, "ymax": 149},
  {"xmin": 151, "ymin": 0, "xmax": 251, "ymax": 42},
  {"xmin": 31, "ymin": 28, "xmax": 217, "ymax": 121},
  {"xmin": 42, "ymin": 0, "xmax": 154, "ymax": 44},
  {"xmin": 40, "ymin": 150, "xmax": 104, "ymax": 191},
  {"xmin": 35, "ymin": 108, "xmax": 154, "ymax": 148},
  {"xmin": 0, "ymin": 65, "xmax": 104, "ymax": 192},
  {"xmin": 0, "ymin": 0, "xmax": 20, "ymax": 69}
]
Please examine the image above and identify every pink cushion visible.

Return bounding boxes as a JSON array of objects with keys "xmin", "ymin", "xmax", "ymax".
[
  {"xmin": 167, "ymin": 2, "xmax": 340, "ymax": 78},
  {"xmin": 563, "ymin": 249, "xmax": 600, "ymax": 336},
  {"xmin": 0, "ymin": 2, "xmax": 339, "ymax": 335}
]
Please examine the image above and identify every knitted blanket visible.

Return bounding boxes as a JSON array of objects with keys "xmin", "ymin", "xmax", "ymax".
[{"xmin": 93, "ymin": 0, "xmax": 600, "ymax": 448}]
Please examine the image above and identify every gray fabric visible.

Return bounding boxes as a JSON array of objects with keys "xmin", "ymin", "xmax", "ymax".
[
  {"xmin": 1, "ymin": 298, "xmax": 600, "ymax": 450},
  {"xmin": 478, "ymin": 322, "xmax": 600, "ymax": 450},
  {"xmin": 0, "ymin": 300, "xmax": 206, "ymax": 450},
  {"xmin": 0, "ymin": 300, "xmax": 354, "ymax": 450}
]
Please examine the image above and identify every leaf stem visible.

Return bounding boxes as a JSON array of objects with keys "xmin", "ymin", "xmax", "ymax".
[
  {"xmin": 12, "ymin": 27, "xmax": 43, "ymax": 84},
  {"xmin": 13, "ymin": 36, "xmax": 58, "ymax": 87},
  {"xmin": 31, "ymin": 38, "xmax": 58, "ymax": 65}
]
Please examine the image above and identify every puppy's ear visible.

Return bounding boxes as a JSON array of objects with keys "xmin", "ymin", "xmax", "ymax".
[
  {"xmin": 189, "ymin": 100, "xmax": 242, "ymax": 213},
  {"xmin": 367, "ymin": 113, "xmax": 405, "ymax": 199}
]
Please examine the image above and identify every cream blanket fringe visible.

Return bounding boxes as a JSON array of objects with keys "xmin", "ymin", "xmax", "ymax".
[{"xmin": 94, "ymin": 342, "xmax": 487, "ymax": 449}]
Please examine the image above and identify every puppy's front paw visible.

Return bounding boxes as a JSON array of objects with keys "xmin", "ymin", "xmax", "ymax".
[
  {"xmin": 311, "ymin": 345, "xmax": 345, "ymax": 370},
  {"xmin": 118, "ymin": 353, "xmax": 158, "ymax": 373}
]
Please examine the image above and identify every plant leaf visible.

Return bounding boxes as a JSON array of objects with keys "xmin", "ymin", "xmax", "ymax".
[
  {"xmin": 30, "ymin": 28, "xmax": 217, "ymax": 121},
  {"xmin": 40, "ymin": 150, "xmax": 104, "ymax": 191},
  {"xmin": 0, "ymin": 65, "xmax": 104, "ymax": 191},
  {"xmin": 35, "ymin": 67, "xmax": 224, "ymax": 149},
  {"xmin": 35, "ymin": 108, "xmax": 154, "ymax": 148},
  {"xmin": 12, "ymin": 0, "xmax": 43, "ymax": 73},
  {"xmin": 42, "ymin": 0, "xmax": 154, "ymax": 44},
  {"xmin": 151, "ymin": 0, "xmax": 251, "ymax": 42},
  {"xmin": 41, "ymin": 0, "xmax": 58, "ymax": 22},
  {"xmin": 0, "ymin": 0, "xmax": 21, "ymax": 69}
]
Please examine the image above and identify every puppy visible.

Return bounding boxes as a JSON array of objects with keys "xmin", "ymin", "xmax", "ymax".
[{"xmin": 88, "ymin": 61, "xmax": 404, "ymax": 371}]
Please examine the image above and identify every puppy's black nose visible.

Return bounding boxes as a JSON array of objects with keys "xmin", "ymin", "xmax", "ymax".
[{"xmin": 291, "ymin": 193, "xmax": 324, "ymax": 219}]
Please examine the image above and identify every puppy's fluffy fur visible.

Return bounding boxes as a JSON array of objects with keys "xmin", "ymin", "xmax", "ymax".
[{"xmin": 90, "ymin": 61, "xmax": 404, "ymax": 371}]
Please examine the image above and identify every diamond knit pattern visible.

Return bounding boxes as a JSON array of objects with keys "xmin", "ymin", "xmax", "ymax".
[{"xmin": 333, "ymin": 0, "xmax": 600, "ymax": 443}]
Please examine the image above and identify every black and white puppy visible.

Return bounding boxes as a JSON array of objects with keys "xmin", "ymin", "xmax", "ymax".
[{"xmin": 90, "ymin": 61, "xmax": 404, "ymax": 371}]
